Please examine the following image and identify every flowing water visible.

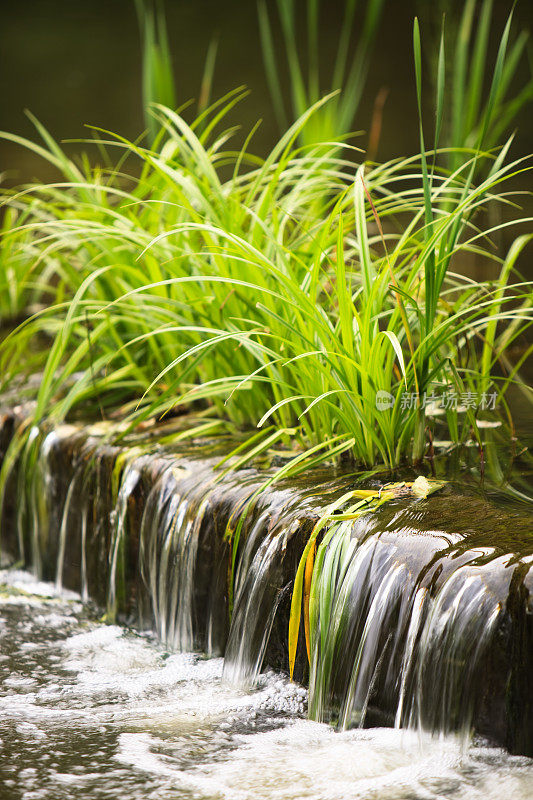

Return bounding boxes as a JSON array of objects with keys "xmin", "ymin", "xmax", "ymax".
[
  {"xmin": 1, "ymin": 570, "xmax": 533, "ymax": 800},
  {"xmin": 1, "ymin": 419, "xmax": 533, "ymax": 796}
]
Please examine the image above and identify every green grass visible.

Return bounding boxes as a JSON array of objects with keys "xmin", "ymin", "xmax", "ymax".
[
  {"xmin": 438, "ymin": 0, "xmax": 533, "ymax": 178},
  {"xmin": 135, "ymin": 0, "xmax": 176, "ymax": 143},
  {"xmin": 258, "ymin": 0, "xmax": 385, "ymax": 145},
  {"xmin": 1, "ymin": 123, "xmax": 531, "ymax": 464},
  {"xmin": 0, "ymin": 7, "xmax": 531, "ymax": 485},
  {"xmin": 135, "ymin": 0, "xmax": 218, "ymax": 143}
]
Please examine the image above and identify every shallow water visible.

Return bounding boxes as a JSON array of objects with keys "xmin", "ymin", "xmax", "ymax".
[{"xmin": 1, "ymin": 570, "xmax": 532, "ymax": 800}]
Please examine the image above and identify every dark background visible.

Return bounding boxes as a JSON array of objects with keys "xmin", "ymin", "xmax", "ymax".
[{"xmin": 1, "ymin": 0, "xmax": 532, "ymax": 183}]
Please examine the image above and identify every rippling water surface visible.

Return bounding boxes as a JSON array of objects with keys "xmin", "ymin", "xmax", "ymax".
[{"xmin": 1, "ymin": 569, "xmax": 532, "ymax": 800}]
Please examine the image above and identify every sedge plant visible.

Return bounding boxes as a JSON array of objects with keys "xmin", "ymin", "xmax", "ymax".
[
  {"xmin": 258, "ymin": 0, "xmax": 386, "ymax": 146},
  {"xmin": 0, "ymin": 11, "xmax": 530, "ymax": 498}
]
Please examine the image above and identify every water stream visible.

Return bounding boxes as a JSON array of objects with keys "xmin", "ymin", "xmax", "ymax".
[
  {"xmin": 1, "ymin": 570, "xmax": 532, "ymax": 800},
  {"xmin": 1, "ymin": 419, "xmax": 533, "ymax": 796}
]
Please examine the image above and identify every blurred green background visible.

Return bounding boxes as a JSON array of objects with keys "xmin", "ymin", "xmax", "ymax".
[{"xmin": 1, "ymin": 0, "xmax": 532, "ymax": 183}]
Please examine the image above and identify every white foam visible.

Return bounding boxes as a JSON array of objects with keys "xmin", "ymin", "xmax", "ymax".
[
  {"xmin": 1, "ymin": 568, "xmax": 532, "ymax": 800},
  {"xmin": 116, "ymin": 724, "xmax": 533, "ymax": 800},
  {"xmin": 3, "ymin": 675, "xmax": 37, "ymax": 689},
  {"xmin": 0, "ymin": 569, "xmax": 80, "ymax": 601}
]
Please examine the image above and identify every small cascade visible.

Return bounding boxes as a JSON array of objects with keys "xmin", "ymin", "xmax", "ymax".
[
  {"xmin": 407, "ymin": 559, "xmax": 503, "ymax": 737},
  {"xmin": 136, "ymin": 457, "xmax": 312, "ymax": 672},
  {"xmin": 55, "ymin": 464, "xmax": 83, "ymax": 591},
  {"xmin": 0, "ymin": 409, "xmax": 532, "ymax": 755},
  {"xmin": 222, "ymin": 480, "xmax": 333, "ymax": 687},
  {"xmin": 139, "ymin": 460, "xmax": 222, "ymax": 652},
  {"xmin": 15, "ymin": 427, "xmax": 54, "ymax": 576},
  {"xmin": 80, "ymin": 495, "xmax": 89, "ymax": 602},
  {"xmin": 223, "ymin": 509, "xmax": 300, "ymax": 686},
  {"xmin": 304, "ymin": 520, "xmax": 507, "ymax": 741},
  {"xmin": 222, "ymin": 497, "xmax": 517, "ymax": 744},
  {"xmin": 107, "ymin": 456, "xmax": 144, "ymax": 619},
  {"xmin": 14, "ymin": 426, "xmax": 80, "ymax": 580},
  {"xmin": 394, "ymin": 586, "xmax": 428, "ymax": 729}
]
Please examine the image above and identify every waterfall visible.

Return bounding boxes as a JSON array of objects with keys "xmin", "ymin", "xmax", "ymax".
[
  {"xmin": 220, "ymin": 509, "xmax": 511, "ymax": 742},
  {"xmin": 15, "ymin": 426, "xmax": 52, "ymax": 576},
  {"xmin": 408, "ymin": 560, "xmax": 503, "ymax": 737},
  {"xmin": 107, "ymin": 456, "xmax": 144, "ymax": 619},
  {"xmin": 15, "ymin": 425, "xmax": 76, "ymax": 580},
  {"xmin": 1, "ymin": 413, "xmax": 530, "ymax": 753},
  {"xmin": 80, "ymin": 494, "xmax": 89, "ymax": 602},
  {"xmin": 223, "ymin": 508, "xmax": 301, "ymax": 687},
  {"xmin": 55, "ymin": 465, "xmax": 82, "ymax": 591},
  {"xmin": 139, "ymin": 460, "xmax": 213, "ymax": 651}
]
